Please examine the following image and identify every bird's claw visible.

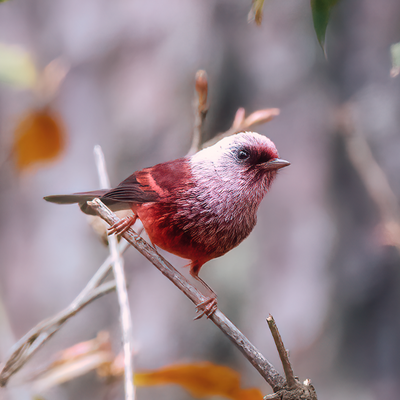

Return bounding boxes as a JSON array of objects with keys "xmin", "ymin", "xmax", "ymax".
[
  {"xmin": 108, "ymin": 215, "xmax": 137, "ymax": 236},
  {"xmin": 194, "ymin": 297, "xmax": 218, "ymax": 320}
]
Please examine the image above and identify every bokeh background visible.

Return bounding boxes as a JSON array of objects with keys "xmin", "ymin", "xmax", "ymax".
[{"xmin": 1, "ymin": 0, "xmax": 400, "ymax": 399}]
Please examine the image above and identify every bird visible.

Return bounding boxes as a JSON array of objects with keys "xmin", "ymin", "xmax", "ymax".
[{"xmin": 44, "ymin": 131, "xmax": 290, "ymax": 318}]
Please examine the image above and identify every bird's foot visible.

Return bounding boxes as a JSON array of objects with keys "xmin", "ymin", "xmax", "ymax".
[
  {"xmin": 108, "ymin": 215, "xmax": 137, "ymax": 236},
  {"xmin": 194, "ymin": 297, "xmax": 218, "ymax": 320}
]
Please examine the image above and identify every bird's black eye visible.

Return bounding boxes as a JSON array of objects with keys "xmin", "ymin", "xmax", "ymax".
[{"xmin": 237, "ymin": 149, "xmax": 250, "ymax": 160}]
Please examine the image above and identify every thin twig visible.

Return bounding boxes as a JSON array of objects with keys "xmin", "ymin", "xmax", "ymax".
[
  {"xmin": 265, "ymin": 315, "xmax": 317, "ymax": 400},
  {"xmin": 266, "ymin": 315, "xmax": 297, "ymax": 390},
  {"xmin": 88, "ymin": 198, "xmax": 286, "ymax": 392},
  {"xmin": 0, "ymin": 241, "xmax": 128, "ymax": 387},
  {"xmin": 186, "ymin": 70, "xmax": 209, "ymax": 156},
  {"xmin": 94, "ymin": 145, "xmax": 135, "ymax": 400}
]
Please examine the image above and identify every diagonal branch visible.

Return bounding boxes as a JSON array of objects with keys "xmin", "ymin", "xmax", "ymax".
[{"xmin": 88, "ymin": 198, "xmax": 286, "ymax": 392}]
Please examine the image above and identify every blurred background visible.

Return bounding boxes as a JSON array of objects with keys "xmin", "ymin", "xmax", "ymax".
[{"xmin": 1, "ymin": 0, "xmax": 400, "ymax": 399}]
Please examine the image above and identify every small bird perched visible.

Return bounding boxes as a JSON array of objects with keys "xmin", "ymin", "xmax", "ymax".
[{"xmin": 45, "ymin": 131, "xmax": 289, "ymax": 317}]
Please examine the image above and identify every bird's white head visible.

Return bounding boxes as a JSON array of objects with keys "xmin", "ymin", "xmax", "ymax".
[{"xmin": 190, "ymin": 131, "xmax": 289, "ymax": 191}]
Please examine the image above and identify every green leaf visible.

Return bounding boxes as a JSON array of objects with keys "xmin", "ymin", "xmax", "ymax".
[
  {"xmin": 311, "ymin": 0, "xmax": 339, "ymax": 52},
  {"xmin": 390, "ymin": 42, "xmax": 400, "ymax": 78},
  {"xmin": 0, "ymin": 0, "xmax": 11, "ymax": 3},
  {"xmin": 0, "ymin": 43, "xmax": 37, "ymax": 88}
]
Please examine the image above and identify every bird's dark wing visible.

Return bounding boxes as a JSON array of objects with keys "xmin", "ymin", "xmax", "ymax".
[
  {"xmin": 101, "ymin": 172, "xmax": 159, "ymax": 203},
  {"xmin": 44, "ymin": 171, "xmax": 160, "ymax": 215}
]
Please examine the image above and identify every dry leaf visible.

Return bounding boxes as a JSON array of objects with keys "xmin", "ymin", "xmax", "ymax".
[
  {"xmin": 248, "ymin": 0, "xmax": 265, "ymax": 26},
  {"xmin": 241, "ymin": 108, "xmax": 280, "ymax": 129},
  {"xmin": 135, "ymin": 362, "xmax": 263, "ymax": 400},
  {"xmin": 195, "ymin": 70, "xmax": 208, "ymax": 111},
  {"xmin": 13, "ymin": 107, "xmax": 66, "ymax": 171},
  {"xmin": 232, "ymin": 108, "xmax": 246, "ymax": 130},
  {"xmin": 30, "ymin": 335, "xmax": 263, "ymax": 400}
]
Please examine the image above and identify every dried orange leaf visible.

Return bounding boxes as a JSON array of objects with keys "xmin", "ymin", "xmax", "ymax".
[
  {"xmin": 14, "ymin": 107, "xmax": 66, "ymax": 171},
  {"xmin": 134, "ymin": 362, "xmax": 263, "ymax": 400},
  {"xmin": 195, "ymin": 70, "xmax": 208, "ymax": 111}
]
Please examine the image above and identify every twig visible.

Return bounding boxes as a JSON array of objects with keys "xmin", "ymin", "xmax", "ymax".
[
  {"xmin": 0, "ymin": 241, "xmax": 128, "ymax": 387},
  {"xmin": 94, "ymin": 145, "xmax": 135, "ymax": 400},
  {"xmin": 88, "ymin": 198, "xmax": 286, "ymax": 391},
  {"xmin": 266, "ymin": 315, "xmax": 296, "ymax": 389},
  {"xmin": 186, "ymin": 70, "xmax": 209, "ymax": 156}
]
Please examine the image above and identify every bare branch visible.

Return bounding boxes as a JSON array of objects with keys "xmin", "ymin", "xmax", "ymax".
[
  {"xmin": 266, "ymin": 315, "xmax": 297, "ymax": 390},
  {"xmin": 94, "ymin": 145, "xmax": 135, "ymax": 400},
  {"xmin": 88, "ymin": 198, "xmax": 286, "ymax": 391}
]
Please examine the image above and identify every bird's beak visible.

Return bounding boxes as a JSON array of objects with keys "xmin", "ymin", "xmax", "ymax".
[{"xmin": 262, "ymin": 158, "xmax": 291, "ymax": 171}]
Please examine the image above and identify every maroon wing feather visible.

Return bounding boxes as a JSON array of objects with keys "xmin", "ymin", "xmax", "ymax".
[{"xmin": 101, "ymin": 172, "xmax": 159, "ymax": 203}]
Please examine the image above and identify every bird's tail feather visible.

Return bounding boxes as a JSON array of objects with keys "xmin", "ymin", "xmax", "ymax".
[
  {"xmin": 44, "ymin": 191, "xmax": 107, "ymax": 205},
  {"xmin": 44, "ymin": 190, "xmax": 131, "ymax": 215}
]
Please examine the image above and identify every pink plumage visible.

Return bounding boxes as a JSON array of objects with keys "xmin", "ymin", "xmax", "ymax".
[{"xmin": 45, "ymin": 131, "xmax": 289, "ymax": 317}]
